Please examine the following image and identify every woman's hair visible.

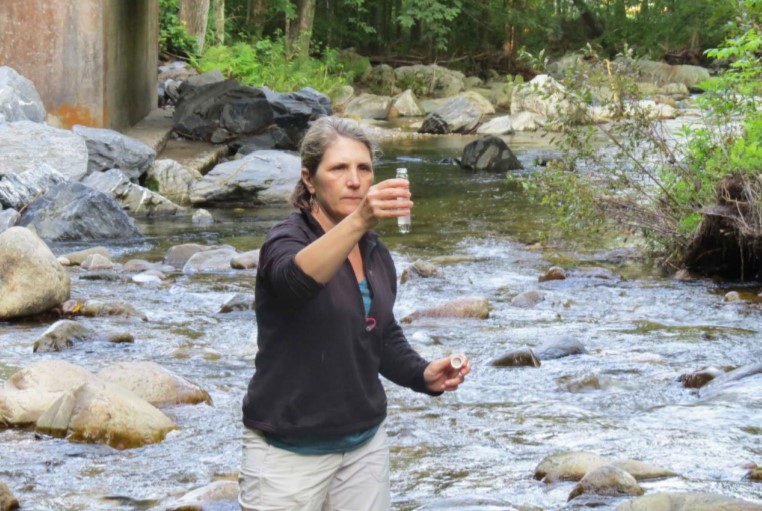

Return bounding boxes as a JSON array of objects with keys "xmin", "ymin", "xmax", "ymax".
[{"xmin": 290, "ymin": 116, "xmax": 377, "ymax": 212}]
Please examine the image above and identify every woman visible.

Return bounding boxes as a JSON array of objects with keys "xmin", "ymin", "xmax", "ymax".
[{"xmin": 239, "ymin": 116, "xmax": 471, "ymax": 511}]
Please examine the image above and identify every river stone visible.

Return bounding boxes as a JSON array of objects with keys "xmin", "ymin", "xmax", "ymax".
[
  {"xmin": 230, "ymin": 249, "xmax": 260, "ymax": 270},
  {"xmin": 165, "ymin": 243, "xmax": 218, "ymax": 268},
  {"xmin": 490, "ymin": 347, "xmax": 541, "ymax": 367},
  {"xmin": 183, "ymin": 246, "xmax": 240, "ymax": 274},
  {"xmin": 72, "ymin": 125, "xmax": 156, "ymax": 181},
  {"xmin": 0, "ymin": 66, "xmax": 46, "ymax": 123},
  {"xmin": 0, "ymin": 227, "xmax": 70, "ymax": 320},
  {"xmin": 220, "ymin": 293, "xmax": 256, "ymax": 313},
  {"xmin": 0, "ymin": 163, "xmax": 68, "ymax": 210},
  {"xmin": 724, "ymin": 291, "xmax": 741, "ymax": 303},
  {"xmin": 615, "ymin": 492, "xmax": 762, "ymax": 511},
  {"xmin": 0, "ymin": 209, "xmax": 18, "ymax": 234},
  {"xmin": 132, "ymin": 270, "xmax": 167, "ymax": 285},
  {"xmin": 0, "ymin": 360, "xmax": 96, "ymax": 426},
  {"xmin": 393, "ymin": 64, "xmax": 465, "ymax": 98},
  {"xmin": 420, "ymin": 96, "xmax": 482, "ymax": 134},
  {"xmin": 146, "ymin": 159, "xmax": 202, "ymax": 205},
  {"xmin": 389, "ymin": 89, "xmax": 424, "ymax": 118},
  {"xmin": 511, "ymin": 289, "xmax": 544, "ymax": 308},
  {"xmin": 192, "ymin": 208, "xmax": 214, "ymax": 224},
  {"xmin": 633, "ymin": 60, "xmax": 711, "ymax": 89},
  {"xmin": 535, "ymin": 337, "xmax": 587, "ymax": 360},
  {"xmin": 534, "ymin": 451, "xmax": 611, "ymax": 483},
  {"xmin": 678, "ymin": 367, "xmax": 724, "ymax": 389},
  {"xmin": 80, "ymin": 253, "xmax": 114, "ymax": 271},
  {"xmin": 32, "ymin": 319, "xmax": 133, "ymax": 352},
  {"xmin": 35, "ymin": 379, "xmax": 175, "ymax": 449},
  {"xmin": 0, "ymin": 480, "xmax": 19, "ymax": 511},
  {"xmin": 190, "ymin": 150, "xmax": 300, "ymax": 206},
  {"xmin": 461, "ymin": 136, "xmax": 522, "ymax": 172},
  {"xmin": 699, "ymin": 362, "xmax": 762, "ymax": 399},
  {"xmin": 60, "ymin": 247, "xmax": 111, "ymax": 266},
  {"xmin": 400, "ymin": 259, "xmax": 444, "ymax": 284},
  {"xmin": 122, "ymin": 259, "xmax": 175, "ymax": 273},
  {"xmin": 401, "ymin": 296, "xmax": 490, "ymax": 323},
  {"xmin": 610, "ymin": 459, "xmax": 678, "ymax": 480},
  {"xmin": 71, "ymin": 299, "xmax": 147, "ymax": 320},
  {"xmin": 477, "ymin": 115, "xmax": 515, "ymax": 135},
  {"xmin": 97, "ymin": 361, "xmax": 211, "ymax": 407},
  {"xmin": 165, "ymin": 480, "xmax": 238, "ymax": 511},
  {"xmin": 568, "ymin": 465, "xmax": 644, "ymax": 501},
  {"xmin": 419, "ymin": 113, "xmax": 450, "ymax": 134},
  {"xmin": 82, "ymin": 168, "xmax": 186, "ymax": 217},
  {"xmin": 539, "ymin": 266, "xmax": 566, "ymax": 282},
  {"xmin": 17, "ymin": 181, "xmax": 143, "ymax": 241},
  {"xmin": 345, "ymin": 93, "xmax": 393, "ymax": 120},
  {"xmin": 511, "ymin": 111, "xmax": 544, "ymax": 132},
  {"xmin": 0, "ymin": 121, "xmax": 88, "ymax": 181},
  {"xmin": 746, "ymin": 467, "xmax": 762, "ymax": 481}
]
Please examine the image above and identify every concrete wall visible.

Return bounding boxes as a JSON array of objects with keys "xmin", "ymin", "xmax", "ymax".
[{"xmin": 0, "ymin": 0, "xmax": 158, "ymax": 130}]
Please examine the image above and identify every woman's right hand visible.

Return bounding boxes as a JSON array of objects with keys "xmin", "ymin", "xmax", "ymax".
[{"xmin": 353, "ymin": 178, "xmax": 413, "ymax": 230}]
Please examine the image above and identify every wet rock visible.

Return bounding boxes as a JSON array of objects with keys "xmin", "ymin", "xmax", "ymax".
[
  {"xmin": 132, "ymin": 270, "xmax": 166, "ymax": 285},
  {"xmin": 80, "ymin": 253, "xmax": 114, "ymax": 271},
  {"xmin": 192, "ymin": 208, "xmax": 214, "ymax": 224},
  {"xmin": 570, "ymin": 266, "xmax": 621, "ymax": 281},
  {"xmin": 394, "ymin": 64, "xmax": 465, "ymax": 98},
  {"xmin": 490, "ymin": 347, "xmax": 540, "ymax": 368},
  {"xmin": 511, "ymin": 289, "xmax": 544, "ymax": 308},
  {"xmin": 0, "ymin": 163, "xmax": 68, "ymax": 210},
  {"xmin": 461, "ymin": 136, "xmax": 522, "ymax": 172},
  {"xmin": 609, "ymin": 459, "xmax": 678, "ymax": 480},
  {"xmin": 539, "ymin": 266, "xmax": 566, "ymax": 282},
  {"xmin": 220, "ymin": 293, "xmax": 256, "ymax": 313},
  {"xmin": 122, "ymin": 259, "xmax": 174, "ymax": 273},
  {"xmin": 0, "ymin": 480, "xmax": 19, "ymax": 511},
  {"xmin": 401, "ymin": 296, "xmax": 490, "ymax": 323},
  {"xmin": 0, "ymin": 66, "xmax": 46, "ymax": 122},
  {"xmin": 17, "ymin": 181, "xmax": 143, "ymax": 242},
  {"xmin": 0, "ymin": 227, "xmax": 70, "ymax": 320},
  {"xmin": 64, "ymin": 299, "xmax": 147, "ymax": 321},
  {"xmin": 419, "ymin": 113, "xmax": 449, "ymax": 134},
  {"xmin": 32, "ymin": 319, "xmax": 134, "ymax": 352},
  {"xmin": 535, "ymin": 337, "xmax": 586, "ymax": 360},
  {"xmin": 35, "ymin": 380, "xmax": 175, "ymax": 449},
  {"xmin": 413, "ymin": 497, "xmax": 537, "ymax": 510},
  {"xmin": 60, "ymin": 247, "xmax": 110, "ymax": 266},
  {"xmin": 724, "ymin": 291, "xmax": 741, "ymax": 303},
  {"xmin": 232, "ymin": 126, "xmax": 297, "ymax": 155},
  {"xmin": 419, "ymin": 96, "xmax": 482, "ymax": 134},
  {"xmin": 83, "ymin": 168, "xmax": 186, "ymax": 217},
  {"xmin": 78, "ymin": 271, "xmax": 122, "ymax": 282},
  {"xmin": 0, "ymin": 360, "xmax": 96, "ymax": 426},
  {"xmin": 345, "ymin": 93, "xmax": 392, "ymax": 120},
  {"xmin": 230, "ymin": 249, "xmax": 260, "ymax": 270},
  {"xmin": 97, "ymin": 361, "xmax": 211, "ymax": 407},
  {"xmin": 165, "ymin": 243, "xmax": 217, "ymax": 268},
  {"xmin": 0, "ymin": 209, "xmax": 18, "ymax": 234},
  {"xmin": 476, "ymin": 115, "xmax": 515, "ymax": 135},
  {"xmin": 146, "ymin": 159, "xmax": 202, "ymax": 205},
  {"xmin": 615, "ymin": 492, "xmax": 762, "ymax": 511},
  {"xmin": 678, "ymin": 367, "xmax": 724, "ymax": 389},
  {"xmin": 700, "ymin": 362, "xmax": 762, "ymax": 399},
  {"xmin": 746, "ymin": 466, "xmax": 762, "ymax": 481},
  {"xmin": 389, "ymin": 89, "xmax": 424, "ymax": 118},
  {"xmin": 165, "ymin": 480, "xmax": 238, "ymax": 511},
  {"xmin": 400, "ymin": 259, "xmax": 444, "ymax": 284},
  {"xmin": 568, "ymin": 465, "xmax": 644, "ymax": 501},
  {"xmin": 183, "ymin": 246, "xmax": 239, "ymax": 274},
  {"xmin": 72, "ymin": 125, "xmax": 156, "ymax": 181},
  {"xmin": 561, "ymin": 373, "xmax": 607, "ymax": 392},
  {"xmin": 0, "ymin": 121, "xmax": 89, "ymax": 181},
  {"xmin": 534, "ymin": 451, "xmax": 611, "ymax": 483}
]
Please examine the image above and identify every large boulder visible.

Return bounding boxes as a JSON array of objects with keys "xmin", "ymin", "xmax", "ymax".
[
  {"xmin": 190, "ymin": 150, "xmax": 301, "ymax": 206},
  {"xmin": 633, "ymin": 60, "xmax": 711, "ymax": 90},
  {"xmin": 17, "ymin": 181, "xmax": 142, "ymax": 241},
  {"xmin": 82, "ymin": 168, "xmax": 186, "ymax": 217},
  {"xmin": 394, "ymin": 64, "xmax": 465, "ymax": 98},
  {"xmin": 259, "ymin": 86, "xmax": 332, "ymax": 138},
  {"xmin": 145, "ymin": 159, "xmax": 203, "ymax": 205},
  {"xmin": 699, "ymin": 362, "xmax": 762, "ymax": 400},
  {"xmin": 0, "ymin": 227, "xmax": 70, "ymax": 320},
  {"xmin": 616, "ymin": 492, "xmax": 762, "ymax": 511},
  {"xmin": 183, "ymin": 246, "xmax": 239, "ymax": 273},
  {"xmin": 419, "ymin": 96, "xmax": 483, "ymax": 134},
  {"xmin": 476, "ymin": 115, "xmax": 515, "ymax": 135},
  {"xmin": 345, "ymin": 93, "xmax": 393, "ymax": 120},
  {"xmin": 72, "ymin": 125, "xmax": 156, "ymax": 181},
  {"xmin": 0, "ymin": 480, "xmax": 19, "ymax": 511},
  {"xmin": 0, "ymin": 66, "xmax": 46, "ymax": 123},
  {"xmin": 389, "ymin": 89, "xmax": 425, "ymax": 118},
  {"xmin": 35, "ymin": 379, "xmax": 175, "ymax": 449},
  {"xmin": 534, "ymin": 451, "xmax": 611, "ymax": 483},
  {"xmin": 0, "ymin": 163, "xmax": 68, "ymax": 210},
  {"xmin": 97, "ymin": 361, "xmax": 211, "ymax": 407},
  {"xmin": 0, "ymin": 121, "xmax": 89, "ymax": 181},
  {"xmin": 0, "ymin": 360, "xmax": 96, "ymax": 427},
  {"xmin": 461, "ymin": 136, "xmax": 522, "ymax": 172},
  {"xmin": 568, "ymin": 465, "xmax": 644, "ymax": 501},
  {"xmin": 511, "ymin": 74, "xmax": 573, "ymax": 118}
]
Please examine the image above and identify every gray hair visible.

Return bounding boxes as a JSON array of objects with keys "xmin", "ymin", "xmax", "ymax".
[{"xmin": 290, "ymin": 116, "xmax": 378, "ymax": 212}]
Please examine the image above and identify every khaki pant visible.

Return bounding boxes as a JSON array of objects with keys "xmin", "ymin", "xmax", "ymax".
[{"xmin": 239, "ymin": 425, "xmax": 390, "ymax": 511}]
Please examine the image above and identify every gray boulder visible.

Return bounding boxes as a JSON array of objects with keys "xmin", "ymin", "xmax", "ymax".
[
  {"xmin": 183, "ymin": 246, "xmax": 239, "ymax": 273},
  {"xmin": 633, "ymin": 60, "xmax": 711, "ymax": 90},
  {"xmin": 490, "ymin": 347, "xmax": 541, "ymax": 368},
  {"xmin": 0, "ymin": 227, "xmax": 70, "ymax": 320},
  {"xmin": 0, "ymin": 66, "xmax": 46, "ymax": 123},
  {"xmin": 82, "ymin": 168, "xmax": 185, "ymax": 217},
  {"xmin": 0, "ymin": 121, "xmax": 88, "ymax": 181},
  {"xmin": 0, "ymin": 163, "xmax": 68, "ymax": 210},
  {"xmin": 146, "ymin": 159, "xmax": 202, "ymax": 205},
  {"xmin": 33, "ymin": 319, "xmax": 133, "ymax": 352},
  {"xmin": 535, "ymin": 337, "xmax": 587, "ymax": 360},
  {"xmin": 389, "ymin": 89, "xmax": 425, "ymax": 117},
  {"xmin": 164, "ymin": 243, "xmax": 218, "ymax": 268},
  {"xmin": 394, "ymin": 64, "xmax": 465, "ymax": 98},
  {"xmin": 0, "ymin": 209, "xmax": 18, "ymax": 234},
  {"xmin": 17, "ymin": 181, "xmax": 142, "ymax": 241},
  {"xmin": 345, "ymin": 93, "xmax": 393, "ymax": 120},
  {"xmin": 190, "ymin": 150, "xmax": 301, "ymax": 206},
  {"xmin": 616, "ymin": 492, "xmax": 762, "ymax": 511},
  {"xmin": 220, "ymin": 293, "xmax": 256, "ymax": 312},
  {"xmin": 72, "ymin": 125, "xmax": 156, "ymax": 181},
  {"xmin": 534, "ymin": 451, "xmax": 611, "ymax": 483},
  {"xmin": 97, "ymin": 361, "xmax": 211, "ymax": 407},
  {"xmin": 461, "ymin": 136, "xmax": 522, "ymax": 172},
  {"xmin": 419, "ymin": 96, "xmax": 483, "ymax": 134},
  {"xmin": 477, "ymin": 115, "xmax": 515, "ymax": 135}
]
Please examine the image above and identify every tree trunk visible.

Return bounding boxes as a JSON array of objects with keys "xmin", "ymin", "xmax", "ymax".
[
  {"xmin": 180, "ymin": 0, "xmax": 210, "ymax": 53},
  {"xmin": 247, "ymin": 0, "xmax": 267, "ymax": 39},
  {"xmin": 571, "ymin": 0, "xmax": 605, "ymax": 38},
  {"xmin": 213, "ymin": 0, "xmax": 225, "ymax": 45},
  {"xmin": 287, "ymin": 0, "xmax": 316, "ymax": 60}
]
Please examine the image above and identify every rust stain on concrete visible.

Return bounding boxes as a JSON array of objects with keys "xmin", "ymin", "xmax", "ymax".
[{"xmin": 49, "ymin": 103, "xmax": 99, "ymax": 129}]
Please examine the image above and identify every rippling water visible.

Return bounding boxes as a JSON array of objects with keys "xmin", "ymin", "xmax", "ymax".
[{"xmin": 1, "ymin": 133, "xmax": 761, "ymax": 511}]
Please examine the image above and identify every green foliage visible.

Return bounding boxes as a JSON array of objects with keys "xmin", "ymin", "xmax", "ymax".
[
  {"xmin": 524, "ymin": 0, "xmax": 762, "ymax": 264},
  {"xmin": 193, "ymin": 39, "xmax": 350, "ymax": 93},
  {"xmin": 159, "ymin": 0, "xmax": 198, "ymax": 57},
  {"xmin": 397, "ymin": 0, "xmax": 462, "ymax": 52}
]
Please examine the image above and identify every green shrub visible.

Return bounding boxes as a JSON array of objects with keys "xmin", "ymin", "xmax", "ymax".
[{"xmin": 159, "ymin": 0, "xmax": 198, "ymax": 57}]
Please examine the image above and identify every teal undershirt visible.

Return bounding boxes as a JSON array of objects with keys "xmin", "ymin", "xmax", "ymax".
[{"xmin": 264, "ymin": 280, "xmax": 376, "ymax": 455}]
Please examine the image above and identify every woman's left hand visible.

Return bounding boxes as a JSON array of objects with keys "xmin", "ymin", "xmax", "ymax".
[{"xmin": 424, "ymin": 354, "xmax": 471, "ymax": 392}]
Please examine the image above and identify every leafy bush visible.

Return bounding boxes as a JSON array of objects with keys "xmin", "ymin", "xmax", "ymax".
[
  {"xmin": 159, "ymin": 0, "xmax": 198, "ymax": 57},
  {"xmin": 193, "ymin": 39, "xmax": 350, "ymax": 93}
]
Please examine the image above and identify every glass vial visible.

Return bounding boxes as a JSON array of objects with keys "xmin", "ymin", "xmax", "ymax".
[{"xmin": 396, "ymin": 168, "xmax": 411, "ymax": 234}]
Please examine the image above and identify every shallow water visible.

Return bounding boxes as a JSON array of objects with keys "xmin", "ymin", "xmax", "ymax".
[{"xmin": 1, "ymin": 133, "xmax": 762, "ymax": 510}]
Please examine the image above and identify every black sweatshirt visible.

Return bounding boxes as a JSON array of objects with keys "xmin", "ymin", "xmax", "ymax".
[{"xmin": 242, "ymin": 211, "xmax": 437, "ymax": 437}]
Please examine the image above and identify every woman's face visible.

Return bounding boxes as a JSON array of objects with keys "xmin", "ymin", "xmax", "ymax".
[{"xmin": 302, "ymin": 135, "xmax": 374, "ymax": 229}]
